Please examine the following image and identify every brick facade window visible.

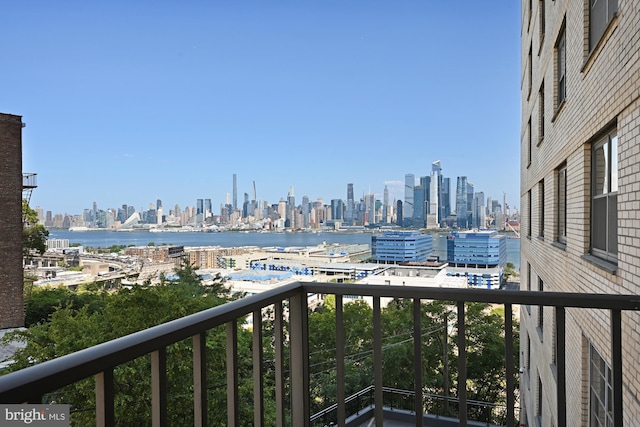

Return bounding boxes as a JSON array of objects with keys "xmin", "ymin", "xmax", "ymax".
[
  {"xmin": 589, "ymin": 343, "xmax": 613, "ymax": 426},
  {"xmin": 589, "ymin": 0, "xmax": 617, "ymax": 52},
  {"xmin": 538, "ymin": 179, "xmax": 545, "ymax": 238},
  {"xmin": 556, "ymin": 23, "xmax": 566, "ymax": 107},
  {"xmin": 591, "ymin": 129, "xmax": 618, "ymax": 263},
  {"xmin": 557, "ymin": 163, "xmax": 567, "ymax": 244}
]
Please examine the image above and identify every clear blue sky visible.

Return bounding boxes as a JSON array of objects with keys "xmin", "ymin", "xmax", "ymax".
[{"xmin": 2, "ymin": 1, "xmax": 522, "ymax": 216}]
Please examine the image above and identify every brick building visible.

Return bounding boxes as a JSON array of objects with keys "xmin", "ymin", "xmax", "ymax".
[
  {"xmin": 520, "ymin": 0, "xmax": 640, "ymax": 425},
  {"xmin": 0, "ymin": 113, "xmax": 25, "ymax": 328}
]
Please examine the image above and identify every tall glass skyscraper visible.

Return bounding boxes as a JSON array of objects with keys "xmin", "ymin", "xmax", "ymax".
[
  {"xmin": 404, "ymin": 174, "xmax": 414, "ymax": 225},
  {"xmin": 345, "ymin": 183, "xmax": 354, "ymax": 225},
  {"xmin": 430, "ymin": 161, "xmax": 443, "ymax": 226},
  {"xmin": 456, "ymin": 176, "xmax": 468, "ymax": 229}
]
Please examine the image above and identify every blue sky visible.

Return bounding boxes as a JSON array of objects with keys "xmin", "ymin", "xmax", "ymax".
[{"xmin": 2, "ymin": 1, "xmax": 522, "ymax": 216}]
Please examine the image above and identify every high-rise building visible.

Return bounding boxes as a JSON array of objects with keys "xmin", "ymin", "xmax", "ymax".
[
  {"xmin": 286, "ymin": 187, "xmax": 295, "ymax": 229},
  {"xmin": 345, "ymin": 183, "xmax": 355, "ymax": 225},
  {"xmin": 431, "ymin": 161, "xmax": 444, "ymax": 226},
  {"xmin": 301, "ymin": 195, "xmax": 310, "ymax": 228},
  {"xmin": 413, "ymin": 185, "xmax": 425, "ymax": 228},
  {"xmin": 196, "ymin": 199, "xmax": 204, "ymax": 216},
  {"xmin": 473, "ymin": 191, "xmax": 485, "ymax": 229},
  {"xmin": 419, "ymin": 175, "xmax": 431, "ymax": 214},
  {"xmin": 456, "ymin": 176, "xmax": 468, "ymax": 229},
  {"xmin": 331, "ymin": 199, "xmax": 344, "ymax": 221},
  {"xmin": 0, "ymin": 113, "xmax": 25, "ymax": 328},
  {"xmin": 404, "ymin": 174, "xmax": 414, "ymax": 225},
  {"xmin": 442, "ymin": 177, "xmax": 451, "ymax": 218},
  {"xmin": 233, "ymin": 173, "xmax": 238, "ymax": 211},
  {"xmin": 520, "ymin": 0, "xmax": 640, "ymax": 425},
  {"xmin": 466, "ymin": 182, "xmax": 474, "ymax": 227},
  {"xmin": 396, "ymin": 200, "xmax": 403, "ymax": 227},
  {"xmin": 383, "ymin": 185, "xmax": 389, "ymax": 223}
]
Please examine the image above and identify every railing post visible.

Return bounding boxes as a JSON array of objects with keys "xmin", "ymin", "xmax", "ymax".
[
  {"xmin": 151, "ymin": 347, "xmax": 168, "ymax": 427},
  {"xmin": 413, "ymin": 298, "xmax": 423, "ymax": 427},
  {"xmin": 226, "ymin": 320, "xmax": 239, "ymax": 427},
  {"xmin": 336, "ymin": 295, "xmax": 346, "ymax": 427},
  {"xmin": 193, "ymin": 332, "xmax": 207, "ymax": 427},
  {"xmin": 457, "ymin": 302, "xmax": 467, "ymax": 427},
  {"xmin": 95, "ymin": 368, "xmax": 114, "ymax": 427},
  {"xmin": 556, "ymin": 307, "xmax": 566, "ymax": 427},
  {"xmin": 504, "ymin": 303, "xmax": 515, "ymax": 427},
  {"xmin": 373, "ymin": 296, "xmax": 383, "ymax": 426},
  {"xmin": 274, "ymin": 301, "xmax": 286, "ymax": 427},
  {"xmin": 611, "ymin": 309, "xmax": 622, "ymax": 427},
  {"xmin": 289, "ymin": 290, "xmax": 310, "ymax": 427},
  {"xmin": 253, "ymin": 310, "xmax": 265, "ymax": 427}
]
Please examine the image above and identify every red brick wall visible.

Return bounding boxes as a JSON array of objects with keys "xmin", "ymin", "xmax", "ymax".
[{"xmin": 0, "ymin": 113, "xmax": 24, "ymax": 328}]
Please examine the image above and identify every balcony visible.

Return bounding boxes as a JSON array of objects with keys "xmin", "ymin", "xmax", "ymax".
[{"xmin": 0, "ymin": 282, "xmax": 638, "ymax": 426}]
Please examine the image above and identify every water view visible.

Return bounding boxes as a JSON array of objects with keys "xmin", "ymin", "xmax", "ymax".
[{"xmin": 49, "ymin": 230, "xmax": 521, "ymax": 269}]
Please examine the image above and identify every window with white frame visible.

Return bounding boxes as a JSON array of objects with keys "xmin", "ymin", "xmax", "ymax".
[
  {"xmin": 557, "ymin": 163, "xmax": 567, "ymax": 244},
  {"xmin": 539, "ymin": 81, "xmax": 545, "ymax": 143},
  {"xmin": 539, "ymin": 179, "xmax": 545, "ymax": 238},
  {"xmin": 589, "ymin": 343, "xmax": 613, "ymax": 426},
  {"xmin": 591, "ymin": 130, "xmax": 618, "ymax": 263}
]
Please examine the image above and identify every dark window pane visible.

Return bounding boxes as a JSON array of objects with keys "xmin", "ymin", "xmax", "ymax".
[
  {"xmin": 558, "ymin": 167, "xmax": 567, "ymax": 242},
  {"xmin": 608, "ymin": 194, "xmax": 617, "ymax": 255},
  {"xmin": 592, "ymin": 197, "xmax": 607, "ymax": 251}
]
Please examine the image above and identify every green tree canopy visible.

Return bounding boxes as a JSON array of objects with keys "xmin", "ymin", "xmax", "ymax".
[
  {"xmin": 23, "ymin": 199, "xmax": 48, "ymax": 258},
  {"xmin": 2, "ymin": 263, "xmax": 253, "ymax": 426}
]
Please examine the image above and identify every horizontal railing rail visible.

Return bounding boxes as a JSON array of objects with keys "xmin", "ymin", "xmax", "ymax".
[{"xmin": 1, "ymin": 282, "xmax": 638, "ymax": 427}]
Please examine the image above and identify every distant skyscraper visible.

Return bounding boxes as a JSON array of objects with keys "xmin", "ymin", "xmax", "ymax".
[
  {"xmin": 420, "ymin": 176, "xmax": 431, "ymax": 212},
  {"xmin": 474, "ymin": 191, "xmax": 485, "ymax": 228},
  {"xmin": 466, "ymin": 182, "xmax": 474, "ymax": 227},
  {"xmin": 302, "ymin": 195, "xmax": 310, "ymax": 228},
  {"xmin": 456, "ymin": 176, "xmax": 468, "ymax": 229},
  {"xmin": 404, "ymin": 174, "xmax": 415, "ymax": 225},
  {"xmin": 365, "ymin": 193, "xmax": 375, "ymax": 225},
  {"xmin": 233, "ymin": 173, "xmax": 238, "ymax": 211},
  {"xmin": 396, "ymin": 200, "xmax": 403, "ymax": 226},
  {"xmin": 196, "ymin": 199, "xmax": 204, "ymax": 215},
  {"xmin": 383, "ymin": 185, "xmax": 389, "ymax": 223},
  {"xmin": 331, "ymin": 199, "xmax": 344, "ymax": 221},
  {"xmin": 346, "ymin": 183, "xmax": 355, "ymax": 225},
  {"xmin": 413, "ymin": 185, "xmax": 425, "ymax": 227},
  {"xmin": 156, "ymin": 199, "xmax": 162, "ymax": 211},
  {"xmin": 428, "ymin": 161, "xmax": 443, "ymax": 227},
  {"xmin": 433, "ymin": 161, "xmax": 446, "ymax": 223},
  {"xmin": 287, "ymin": 186, "xmax": 295, "ymax": 228},
  {"xmin": 442, "ymin": 177, "xmax": 451, "ymax": 218}
]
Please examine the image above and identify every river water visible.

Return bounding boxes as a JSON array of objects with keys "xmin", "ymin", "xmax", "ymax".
[{"xmin": 49, "ymin": 230, "xmax": 521, "ymax": 269}]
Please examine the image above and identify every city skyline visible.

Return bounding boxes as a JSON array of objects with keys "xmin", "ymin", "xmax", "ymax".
[
  {"xmin": 35, "ymin": 166, "xmax": 516, "ymax": 221},
  {"xmin": 3, "ymin": 2, "xmax": 521, "ymax": 215}
]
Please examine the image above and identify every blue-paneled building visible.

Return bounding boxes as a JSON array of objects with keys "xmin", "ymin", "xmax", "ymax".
[
  {"xmin": 446, "ymin": 230, "xmax": 507, "ymax": 268},
  {"xmin": 371, "ymin": 231, "xmax": 433, "ymax": 264}
]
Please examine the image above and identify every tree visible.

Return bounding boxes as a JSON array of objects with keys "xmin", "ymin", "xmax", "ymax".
[
  {"xmin": 503, "ymin": 262, "xmax": 517, "ymax": 283},
  {"xmin": 2, "ymin": 263, "xmax": 255, "ymax": 426},
  {"xmin": 22, "ymin": 199, "xmax": 48, "ymax": 258}
]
